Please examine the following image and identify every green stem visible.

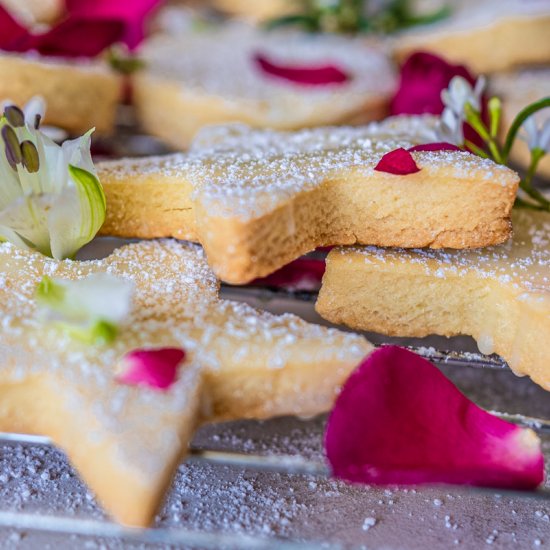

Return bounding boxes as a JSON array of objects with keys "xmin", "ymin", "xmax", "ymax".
[
  {"xmin": 518, "ymin": 148, "xmax": 549, "ymax": 207},
  {"xmin": 463, "ymin": 140, "xmax": 489, "ymax": 158},
  {"xmin": 502, "ymin": 97, "xmax": 550, "ymax": 161},
  {"xmin": 488, "ymin": 97, "xmax": 502, "ymax": 139},
  {"xmin": 465, "ymin": 103, "xmax": 503, "ymax": 163},
  {"xmin": 514, "ymin": 195, "xmax": 550, "ymax": 211}
]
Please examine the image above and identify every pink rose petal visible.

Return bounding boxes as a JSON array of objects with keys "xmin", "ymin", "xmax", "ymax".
[
  {"xmin": 408, "ymin": 142, "xmax": 462, "ymax": 153},
  {"xmin": 391, "ymin": 52, "xmax": 487, "ymax": 149},
  {"xmin": 391, "ymin": 52, "xmax": 476, "ymax": 116},
  {"xmin": 253, "ymin": 53, "xmax": 349, "ymax": 86},
  {"xmin": 0, "ymin": 0, "xmax": 161, "ymax": 57},
  {"xmin": 251, "ymin": 258, "xmax": 325, "ymax": 291},
  {"xmin": 0, "ymin": 6, "xmax": 28, "ymax": 50},
  {"xmin": 325, "ymin": 346, "xmax": 545, "ymax": 490},
  {"xmin": 374, "ymin": 148, "xmax": 420, "ymax": 175},
  {"xmin": 117, "ymin": 348, "xmax": 186, "ymax": 391}
]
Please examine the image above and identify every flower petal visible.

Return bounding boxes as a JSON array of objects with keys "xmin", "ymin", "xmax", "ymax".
[
  {"xmin": 391, "ymin": 52, "xmax": 476, "ymax": 116},
  {"xmin": 117, "ymin": 348, "xmax": 186, "ymax": 391},
  {"xmin": 251, "ymin": 258, "xmax": 326, "ymax": 291},
  {"xmin": 253, "ymin": 53, "xmax": 349, "ymax": 86},
  {"xmin": 374, "ymin": 148, "xmax": 420, "ymax": 175},
  {"xmin": 0, "ymin": 6, "xmax": 30, "ymax": 51},
  {"xmin": 325, "ymin": 346, "xmax": 545, "ymax": 490},
  {"xmin": 0, "ymin": 195, "xmax": 52, "ymax": 256},
  {"xmin": 36, "ymin": 273, "xmax": 133, "ymax": 344},
  {"xmin": 0, "ymin": 0, "xmax": 161, "ymax": 57},
  {"xmin": 47, "ymin": 165, "xmax": 106, "ymax": 260}
]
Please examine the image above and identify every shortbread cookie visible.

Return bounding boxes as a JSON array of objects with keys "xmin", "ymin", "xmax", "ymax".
[
  {"xmin": 491, "ymin": 68, "xmax": 550, "ymax": 180},
  {"xmin": 394, "ymin": 0, "xmax": 550, "ymax": 73},
  {"xmin": 0, "ymin": 239, "xmax": 369, "ymax": 525},
  {"xmin": 133, "ymin": 23, "xmax": 395, "ymax": 149},
  {"xmin": 316, "ymin": 208, "xmax": 550, "ymax": 391},
  {"xmin": 98, "ymin": 116, "xmax": 519, "ymax": 284},
  {"xmin": 0, "ymin": 52, "xmax": 122, "ymax": 134}
]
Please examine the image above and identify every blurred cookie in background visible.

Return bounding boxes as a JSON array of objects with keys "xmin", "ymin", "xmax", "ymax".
[
  {"xmin": 0, "ymin": 1, "xmax": 163, "ymax": 135},
  {"xmin": 394, "ymin": 0, "xmax": 550, "ymax": 73},
  {"xmin": 134, "ymin": 22, "xmax": 396, "ymax": 149}
]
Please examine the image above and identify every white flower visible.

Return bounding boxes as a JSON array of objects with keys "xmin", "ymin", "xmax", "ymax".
[
  {"xmin": 520, "ymin": 113, "xmax": 550, "ymax": 153},
  {"xmin": 36, "ymin": 273, "xmax": 133, "ymax": 345},
  {"xmin": 441, "ymin": 75, "xmax": 486, "ymax": 117},
  {"xmin": 0, "ymin": 97, "xmax": 105, "ymax": 260},
  {"xmin": 437, "ymin": 107, "xmax": 464, "ymax": 145}
]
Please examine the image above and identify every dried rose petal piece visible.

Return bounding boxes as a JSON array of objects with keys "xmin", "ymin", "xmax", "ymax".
[
  {"xmin": 251, "ymin": 258, "xmax": 325, "ymax": 291},
  {"xmin": 253, "ymin": 53, "xmax": 349, "ymax": 86},
  {"xmin": 117, "ymin": 347, "xmax": 185, "ymax": 391},
  {"xmin": 325, "ymin": 346, "xmax": 544, "ymax": 490},
  {"xmin": 408, "ymin": 142, "xmax": 463, "ymax": 153},
  {"xmin": 374, "ymin": 148, "xmax": 420, "ymax": 175}
]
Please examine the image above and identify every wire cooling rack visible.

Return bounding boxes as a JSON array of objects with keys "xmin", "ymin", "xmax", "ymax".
[{"xmin": 0, "ymin": 282, "xmax": 549, "ymax": 549}]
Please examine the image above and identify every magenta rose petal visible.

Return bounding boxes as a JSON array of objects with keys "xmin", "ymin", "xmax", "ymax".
[
  {"xmin": 117, "ymin": 348, "xmax": 186, "ymax": 391},
  {"xmin": 390, "ymin": 52, "xmax": 476, "ymax": 116},
  {"xmin": 64, "ymin": 0, "xmax": 162, "ymax": 49},
  {"xmin": 0, "ymin": 0, "xmax": 162, "ymax": 57},
  {"xmin": 325, "ymin": 346, "xmax": 545, "ymax": 491},
  {"xmin": 0, "ymin": 6, "xmax": 32, "ymax": 51},
  {"xmin": 33, "ymin": 19, "xmax": 124, "ymax": 58},
  {"xmin": 253, "ymin": 53, "xmax": 349, "ymax": 86},
  {"xmin": 251, "ymin": 258, "xmax": 326, "ymax": 291},
  {"xmin": 374, "ymin": 148, "xmax": 420, "ymax": 175},
  {"xmin": 408, "ymin": 142, "xmax": 463, "ymax": 153}
]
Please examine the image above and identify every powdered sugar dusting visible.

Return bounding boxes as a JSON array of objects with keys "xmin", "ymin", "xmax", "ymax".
[
  {"xmin": 139, "ymin": 22, "xmax": 395, "ymax": 104},
  {"xmin": 0, "ymin": 239, "xmax": 367, "ymax": 479},
  {"xmin": 347, "ymin": 208, "xmax": 550, "ymax": 297},
  {"xmin": 98, "ymin": 115, "xmax": 516, "ymax": 221}
]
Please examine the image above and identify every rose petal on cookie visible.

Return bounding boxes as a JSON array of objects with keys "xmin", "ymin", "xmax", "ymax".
[
  {"xmin": 325, "ymin": 346, "xmax": 545, "ymax": 490},
  {"xmin": 374, "ymin": 148, "xmax": 420, "ymax": 175},
  {"xmin": 251, "ymin": 258, "xmax": 325, "ymax": 291},
  {"xmin": 408, "ymin": 142, "xmax": 462, "ymax": 153},
  {"xmin": 117, "ymin": 348, "xmax": 186, "ymax": 391},
  {"xmin": 253, "ymin": 53, "xmax": 349, "ymax": 86}
]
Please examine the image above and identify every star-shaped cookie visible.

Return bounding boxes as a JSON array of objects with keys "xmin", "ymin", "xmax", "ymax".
[
  {"xmin": 316, "ymin": 208, "xmax": 550, "ymax": 391},
  {"xmin": 0, "ymin": 239, "xmax": 369, "ymax": 526},
  {"xmin": 98, "ymin": 116, "xmax": 518, "ymax": 284}
]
